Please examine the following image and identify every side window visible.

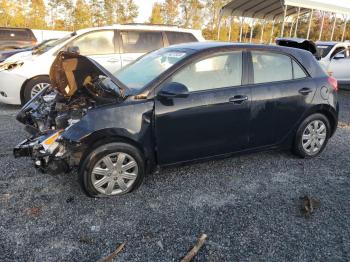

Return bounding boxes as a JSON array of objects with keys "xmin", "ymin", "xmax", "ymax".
[
  {"xmin": 69, "ymin": 30, "xmax": 115, "ymax": 56},
  {"xmin": 166, "ymin": 32, "xmax": 197, "ymax": 45},
  {"xmin": 252, "ymin": 51, "xmax": 293, "ymax": 84},
  {"xmin": 171, "ymin": 51, "xmax": 242, "ymax": 92},
  {"xmin": 292, "ymin": 60, "xmax": 307, "ymax": 79},
  {"xmin": 331, "ymin": 47, "xmax": 346, "ymax": 58},
  {"xmin": 121, "ymin": 31, "xmax": 163, "ymax": 53}
]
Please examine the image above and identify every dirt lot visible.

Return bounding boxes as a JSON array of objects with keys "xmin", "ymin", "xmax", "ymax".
[{"xmin": 1, "ymin": 91, "xmax": 350, "ymax": 262}]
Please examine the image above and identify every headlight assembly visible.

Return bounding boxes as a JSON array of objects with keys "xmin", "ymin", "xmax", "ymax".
[{"xmin": 0, "ymin": 61, "xmax": 24, "ymax": 71}]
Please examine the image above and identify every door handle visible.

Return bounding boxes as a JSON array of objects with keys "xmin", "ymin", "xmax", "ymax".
[
  {"xmin": 229, "ymin": 95, "xmax": 248, "ymax": 104},
  {"xmin": 299, "ymin": 87, "xmax": 313, "ymax": 95}
]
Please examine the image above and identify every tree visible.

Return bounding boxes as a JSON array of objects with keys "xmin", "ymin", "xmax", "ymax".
[
  {"xmin": 162, "ymin": 0, "xmax": 180, "ymax": 25},
  {"xmin": 29, "ymin": 0, "xmax": 47, "ymax": 29},
  {"xmin": 116, "ymin": 0, "xmax": 138, "ymax": 24},
  {"xmin": 73, "ymin": 0, "xmax": 92, "ymax": 30},
  {"xmin": 149, "ymin": 2, "xmax": 164, "ymax": 24},
  {"xmin": 180, "ymin": 0, "xmax": 204, "ymax": 29}
]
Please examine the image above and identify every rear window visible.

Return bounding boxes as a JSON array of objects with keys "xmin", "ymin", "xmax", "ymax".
[
  {"xmin": 166, "ymin": 32, "xmax": 197, "ymax": 45},
  {"xmin": 121, "ymin": 31, "xmax": 163, "ymax": 53},
  {"xmin": 316, "ymin": 45, "xmax": 334, "ymax": 58},
  {"xmin": 0, "ymin": 28, "xmax": 36, "ymax": 41}
]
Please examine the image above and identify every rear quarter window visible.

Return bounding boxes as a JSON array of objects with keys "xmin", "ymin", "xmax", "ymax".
[{"xmin": 166, "ymin": 32, "xmax": 197, "ymax": 45}]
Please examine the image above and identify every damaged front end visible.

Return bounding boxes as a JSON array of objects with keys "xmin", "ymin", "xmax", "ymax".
[{"xmin": 14, "ymin": 51, "xmax": 127, "ymax": 174}]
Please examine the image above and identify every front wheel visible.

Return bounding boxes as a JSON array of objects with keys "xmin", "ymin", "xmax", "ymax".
[
  {"xmin": 23, "ymin": 76, "xmax": 51, "ymax": 104},
  {"xmin": 293, "ymin": 113, "xmax": 330, "ymax": 158},
  {"xmin": 79, "ymin": 142, "xmax": 145, "ymax": 197}
]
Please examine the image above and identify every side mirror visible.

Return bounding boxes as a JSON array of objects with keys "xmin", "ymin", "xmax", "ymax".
[
  {"xmin": 67, "ymin": 46, "xmax": 80, "ymax": 55},
  {"xmin": 158, "ymin": 82, "xmax": 189, "ymax": 98}
]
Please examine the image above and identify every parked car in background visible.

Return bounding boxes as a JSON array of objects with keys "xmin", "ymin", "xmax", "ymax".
[
  {"xmin": 0, "ymin": 24, "xmax": 204, "ymax": 105},
  {"xmin": 0, "ymin": 38, "xmax": 58, "ymax": 63},
  {"xmin": 276, "ymin": 38, "xmax": 350, "ymax": 89},
  {"xmin": 317, "ymin": 41, "xmax": 350, "ymax": 88},
  {"xmin": 14, "ymin": 42, "xmax": 338, "ymax": 197},
  {"xmin": 0, "ymin": 27, "xmax": 37, "ymax": 51}
]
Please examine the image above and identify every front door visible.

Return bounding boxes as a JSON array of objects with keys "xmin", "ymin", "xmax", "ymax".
[{"xmin": 155, "ymin": 51, "xmax": 252, "ymax": 165}]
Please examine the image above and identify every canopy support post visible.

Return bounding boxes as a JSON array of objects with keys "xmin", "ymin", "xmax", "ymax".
[
  {"xmin": 342, "ymin": 16, "xmax": 348, "ymax": 42},
  {"xmin": 228, "ymin": 16, "xmax": 233, "ymax": 41},
  {"xmin": 239, "ymin": 17, "xmax": 244, "ymax": 42},
  {"xmin": 319, "ymin": 11, "xmax": 325, "ymax": 41},
  {"xmin": 270, "ymin": 20, "xmax": 275, "ymax": 44},
  {"xmin": 217, "ymin": 14, "xmax": 222, "ymax": 40},
  {"xmin": 250, "ymin": 19, "xmax": 255, "ymax": 43},
  {"xmin": 281, "ymin": 5, "xmax": 288, "ymax": 37},
  {"xmin": 307, "ymin": 9, "xmax": 314, "ymax": 39},
  {"xmin": 289, "ymin": 18, "xmax": 294, "ymax": 37},
  {"xmin": 260, "ymin": 21, "xmax": 266, "ymax": 43},
  {"xmin": 294, "ymin": 7, "xmax": 301, "ymax": 37},
  {"xmin": 330, "ymin": 13, "xmax": 337, "ymax": 41}
]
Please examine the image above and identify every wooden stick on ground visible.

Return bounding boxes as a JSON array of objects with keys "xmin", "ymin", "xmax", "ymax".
[
  {"xmin": 98, "ymin": 241, "xmax": 126, "ymax": 262},
  {"xmin": 181, "ymin": 234, "xmax": 208, "ymax": 262}
]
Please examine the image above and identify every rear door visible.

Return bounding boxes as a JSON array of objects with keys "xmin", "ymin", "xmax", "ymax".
[
  {"xmin": 120, "ymin": 30, "xmax": 164, "ymax": 67},
  {"xmin": 67, "ymin": 30, "xmax": 122, "ymax": 74},
  {"xmin": 155, "ymin": 51, "xmax": 252, "ymax": 165},
  {"xmin": 248, "ymin": 50, "xmax": 315, "ymax": 148}
]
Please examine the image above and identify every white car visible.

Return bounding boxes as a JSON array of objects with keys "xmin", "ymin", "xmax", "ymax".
[
  {"xmin": 317, "ymin": 41, "xmax": 350, "ymax": 87},
  {"xmin": 0, "ymin": 24, "xmax": 204, "ymax": 105}
]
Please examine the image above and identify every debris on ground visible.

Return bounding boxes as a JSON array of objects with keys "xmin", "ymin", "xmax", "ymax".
[
  {"xmin": 300, "ymin": 195, "xmax": 320, "ymax": 217},
  {"xmin": 181, "ymin": 234, "xmax": 208, "ymax": 262},
  {"xmin": 24, "ymin": 207, "xmax": 42, "ymax": 217},
  {"xmin": 0, "ymin": 193, "xmax": 10, "ymax": 204},
  {"xmin": 338, "ymin": 122, "xmax": 350, "ymax": 129},
  {"xmin": 98, "ymin": 241, "xmax": 126, "ymax": 262},
  {"xmin": 66, "ymin": 196, "xmax": 74, "ymax": 203},
  {"xmin": 78, "ymin": 236, "xmax": 95, "ymax": 245}
]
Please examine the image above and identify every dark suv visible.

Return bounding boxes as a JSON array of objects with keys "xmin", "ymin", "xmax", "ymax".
[
  {"xmin": 14, "ymin": 42, "xmax": 339, "ymax": 197},
  {"xmin": 0, "ymin": 27, "xmax": 37, "ymax": 51}
]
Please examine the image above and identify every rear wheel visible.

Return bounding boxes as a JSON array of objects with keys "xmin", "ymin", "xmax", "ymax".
[
  {"xmin": 79, "ymin": 142, "xmax": 145, "ymax": 197},
  {"xmin": 293, "ymin": 113, "xmax": 330, "ymax": 158},
  {"xmin": 23, "ymin": 76, "xmax": 51, "ymax": 104}
]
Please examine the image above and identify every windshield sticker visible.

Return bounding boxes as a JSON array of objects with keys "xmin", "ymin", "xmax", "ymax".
[{"xmin": 165, "ymin": 52, "xmax": 187, "ymax": 58}]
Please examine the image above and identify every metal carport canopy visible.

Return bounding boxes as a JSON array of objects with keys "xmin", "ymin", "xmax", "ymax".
[{"xmin": 220, "ymin": 0, "xmax": 350, "ymax": 21}]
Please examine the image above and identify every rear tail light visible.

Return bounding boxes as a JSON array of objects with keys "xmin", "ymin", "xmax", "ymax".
[{"xmin": 328, "ymin": 76, "xmax": 338, "ymax": 91}]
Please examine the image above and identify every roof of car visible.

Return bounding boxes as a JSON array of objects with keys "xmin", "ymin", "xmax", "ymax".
[
  {"xmin": 165, "ymin": 42, "xmax": 326, "ymax": 78},
  {"xmin": 316, "ymin": 41, "xmax": 350, "ymax": 46},
  {"xmin": 167, "ymin": 41, "xmax": 310, "ymax": 53},
  {"xmin": 75, "ymin": 24, "xmax": 201, "ymax": 35}
]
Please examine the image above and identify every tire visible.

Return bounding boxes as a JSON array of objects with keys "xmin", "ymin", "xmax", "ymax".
[
  {"xmin": 23, "ymin": 76, "xmax": 51, "ymax": 104},
  {"xmin": 79, "ymin": 142, "xmax": 145, "ymax": 197},
  {"xmin": 293, "ymin": 113, "xmax": 331, "ymax": 158}
]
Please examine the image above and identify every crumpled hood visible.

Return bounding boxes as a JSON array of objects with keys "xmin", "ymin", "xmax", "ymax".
[{"xmin": 49, "ymin": 51, "xmax": 127, "ymax": 97}]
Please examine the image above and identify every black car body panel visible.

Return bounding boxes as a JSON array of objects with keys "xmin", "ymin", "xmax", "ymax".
[{"xmin": 14, "ymin": 42, "xmax": 339, "ymax": 174}]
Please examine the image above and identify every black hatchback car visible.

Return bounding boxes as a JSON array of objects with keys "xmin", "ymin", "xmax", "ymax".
[{"xmin": 14, "ymin": 42, "xmax": 339, "ymax": 197}]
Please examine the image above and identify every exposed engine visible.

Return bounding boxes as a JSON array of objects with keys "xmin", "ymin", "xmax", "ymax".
[{"xmin": 14, "ymin": 51, "xmax": 126, "ymax": 174}]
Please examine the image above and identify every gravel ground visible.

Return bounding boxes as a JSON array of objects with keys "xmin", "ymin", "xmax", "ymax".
[{"xmin": 0, "ymin": 91, "xmax": 350, "ymax": 262}]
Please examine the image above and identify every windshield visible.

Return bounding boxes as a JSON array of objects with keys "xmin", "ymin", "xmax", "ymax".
[
  {"xmin": 114, "ymin": 48, "xmax": 191, "ymax": 91},
  {"xmin": 316, "ymin": 45, "xmax": 334, "ymax": 58},
  {"xmin": 33, "ymin": 34, "xmax": 73, "ymax": 55}
]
